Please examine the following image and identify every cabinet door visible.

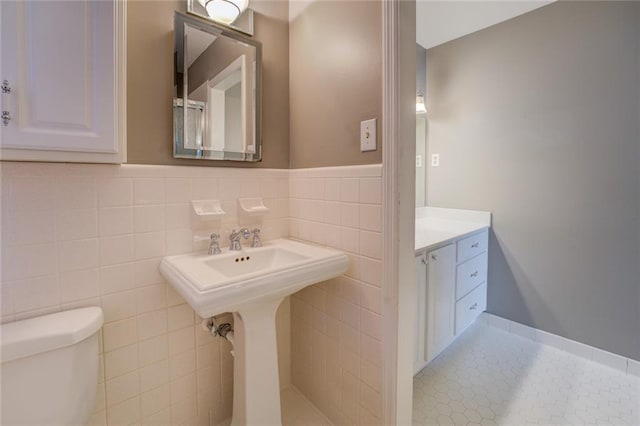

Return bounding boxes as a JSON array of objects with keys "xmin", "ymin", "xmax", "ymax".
[
  {"xmin": 414, "ymin": 252, "xmax": 427, "ymax": 374},
  {"xmin": 1, "ymin": 0, "xmax": 125, "ymax": 163},
  {"xmin": 425, "ymin": 243, "xmax": 456, "ymax": 363}
]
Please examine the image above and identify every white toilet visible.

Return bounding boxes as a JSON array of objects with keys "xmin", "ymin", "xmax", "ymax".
[{"xmin": 0, "ymin": 307, "xmax": 104, "ymax": 425}]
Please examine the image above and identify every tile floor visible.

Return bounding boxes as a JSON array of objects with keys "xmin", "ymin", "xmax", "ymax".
[
  {"xmin": 217, "ymin": 386, "xmax": 331, "ymax": 426},
  {"xmin": 413, "ymin": 322, "xmax": 640, "ymax": 426}
]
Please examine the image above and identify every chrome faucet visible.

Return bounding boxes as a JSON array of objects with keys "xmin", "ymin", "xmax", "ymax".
[
  {"xmin": 229, "ymin": 228, "xmax": 251, "ymax": 251},
  {"xmin": 208, "ymin": 233, "xmax": 221, "ymax": 255},
  {"xmin": 250, "ymin": 228, "xmax": 262, "ymax": 248}
]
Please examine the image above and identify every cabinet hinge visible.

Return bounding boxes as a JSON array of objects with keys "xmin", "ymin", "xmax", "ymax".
[{"xmin": 1, "ymin": 80, "xmax": 11, "ymax": 126}]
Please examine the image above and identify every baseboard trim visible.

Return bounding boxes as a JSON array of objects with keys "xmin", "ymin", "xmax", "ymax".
[{"xmin": 479, "ymin": 312, "xmax": 640, "ymax": 377}]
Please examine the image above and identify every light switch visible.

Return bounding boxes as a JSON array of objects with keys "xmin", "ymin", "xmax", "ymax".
[
  {"xmin": 360, "ymin": 118, "xmax": 376, "ymax": 152},
  {"xmin": 416, "ymin": 155, "xmax": 423, "ymax": 167},
  {"xmin": 431, "ymin": 154, "xmax": 440, "ymax": 167}
]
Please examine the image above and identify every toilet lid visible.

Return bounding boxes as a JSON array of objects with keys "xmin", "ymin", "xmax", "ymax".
[{"xmin": 0, "ymin": 307, "xmax": 103, "ymax": 363}]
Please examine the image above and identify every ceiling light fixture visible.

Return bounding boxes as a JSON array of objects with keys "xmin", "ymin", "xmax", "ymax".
[{"xmin": 198, "ymin": 0, "xmax": 248, "ymax": 25}]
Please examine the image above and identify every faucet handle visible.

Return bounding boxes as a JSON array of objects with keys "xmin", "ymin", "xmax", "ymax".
[
  {"xmin": 240, "ymin": 228, "xmax": 251, "ymax": 239},
  {"xmin": 208, "ymin": 233, "xmax": 222, "ymax": 255},
  {"xmin": 251, "ymin": 228, "xmax": 262, "ymax": 248}
]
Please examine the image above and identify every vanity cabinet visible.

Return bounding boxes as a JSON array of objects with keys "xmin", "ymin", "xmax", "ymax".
[
  {"xmin": 415, "ymin": 252, "xmax": 428, "ymax": 367},
  {"xmin": 0, "ymin": 0, "xmax": 126, "ymax": 163},
  {"xmin": 415, "ymin": 229, "xmax": 489, "ymax": 373},
  {"xmin": 454, "ymin": 231, "xmax": 488, "ymax": 334},
  {"xmin": 425, "ymin": 244, "xmax": 456, "ymax": 364}
]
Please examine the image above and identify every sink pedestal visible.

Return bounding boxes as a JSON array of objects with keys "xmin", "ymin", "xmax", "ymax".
[
  {"xmin": 159, "ymin": 239, "xmax": 349, "ymax": 425},
  {"xmin": 230, "ymin": 297, "xmax": 284, "ymax": 426}
]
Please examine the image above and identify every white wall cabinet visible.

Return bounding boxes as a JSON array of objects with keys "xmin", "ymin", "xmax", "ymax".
[
  {"xmin": 1, "ymin": 0, "xmax": 126, "ymax": 163},
  {"xmin": 415, "ymin": 230, "xmax": 489, "ymax": 373}
]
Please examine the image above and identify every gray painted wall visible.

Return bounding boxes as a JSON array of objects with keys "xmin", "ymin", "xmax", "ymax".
[
  {"xmin": 417, "ymin": 44, "xmax": 427, "ymax": 97},
  {"xmin": 426, "ymin": 1, "xmax": 640, "ymax": 360}
]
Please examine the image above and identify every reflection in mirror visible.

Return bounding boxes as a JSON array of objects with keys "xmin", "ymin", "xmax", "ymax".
[
  {"xmin": 174, "ymin": 13, "xmax": 261, "ymax": 161},
  {"xmin": 416, "ymin": 116, "xmax": 427, "ymax": 207}
]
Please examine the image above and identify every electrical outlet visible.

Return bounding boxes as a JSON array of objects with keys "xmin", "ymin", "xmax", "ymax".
[
  {"xmin": 431, "ymin": 154, "xmax": 440, "ymax": 167},
  {"xmin": 360, "ymin": 118, "xmax": 376, "ymax": 152},
  {"xmin": 416, "ymin": 155, "xmax": 423, "ymax": 167}
]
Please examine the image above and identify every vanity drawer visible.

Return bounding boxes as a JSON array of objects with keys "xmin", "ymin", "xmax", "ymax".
[
  {"xmin": 455, "ymin": 282, "xmax": 486, "ymax": 335},
  {"xmin": 456, "ymin": 251, "xmax": 488, "ymax": 300},
  {"xmin": 457, "ymin": 230, "xmax": 488, "ymax": 263}
]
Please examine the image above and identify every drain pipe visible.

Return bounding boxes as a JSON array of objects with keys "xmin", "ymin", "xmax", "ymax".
[{"xmin": 203, "ymin": 317, "xmax": 235, "ymax": 356}]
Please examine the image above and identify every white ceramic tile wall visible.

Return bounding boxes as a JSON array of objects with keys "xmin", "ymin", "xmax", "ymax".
[
  {"xmin": 0, "ymin": 162, "xmax": 289, "ymax": 426},
  {"xmin": 289, "ymin": 164, "xmax": 384, "ymax": 426}
]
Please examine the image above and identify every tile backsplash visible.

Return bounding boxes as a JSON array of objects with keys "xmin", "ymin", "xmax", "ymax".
[
  {"xmin": 0, "ymin": 161, "xmax": 383, "ymax": 426},
  {"xmin": 0, "ymin": 162, "xmax": 289, "ymax": 426},
  {"xmin": 289, "ymin": 164, "xmax": 383, "ymax": 425}
]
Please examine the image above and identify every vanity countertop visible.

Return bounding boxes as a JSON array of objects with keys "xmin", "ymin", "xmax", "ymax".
[{"xmin": 415, "ymin": 207, "xmax": 491, "ymax": 252}]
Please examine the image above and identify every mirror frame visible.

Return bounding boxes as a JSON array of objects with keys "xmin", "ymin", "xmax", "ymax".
[{"xmin": 173, "ymin": 12, "xmax": 262, "ymax": 162}]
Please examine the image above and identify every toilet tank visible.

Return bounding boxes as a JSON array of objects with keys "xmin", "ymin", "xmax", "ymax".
[{"xmin": 0, "ymin": 307, "xmax": 104, "ymax": 426}]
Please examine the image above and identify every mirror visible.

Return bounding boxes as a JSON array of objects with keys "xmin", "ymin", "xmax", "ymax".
[
  {"xmin": 174, "ymin": 13, "xmax": 261, "ymax": 161},
  {"xmin": 416, "ymin": 116, "xmax": 427, "ymax": 207}
]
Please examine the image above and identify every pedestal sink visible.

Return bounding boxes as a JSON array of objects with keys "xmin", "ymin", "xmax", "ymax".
[{"xmin": 159, "ymin": 239, "xmax": 348, "ymax": 426}]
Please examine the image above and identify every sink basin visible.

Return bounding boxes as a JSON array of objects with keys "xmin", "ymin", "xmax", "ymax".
[
  {"xmin": 159, "ymin": 238, "xmax": 348, "ymax": 426},
  {"xmin": 204, "ymin": 248, "xmax": 307, "ymax": 278},
  {"xmin": 159, "ymin": 238, "xmax": 348, "ymax": 318}
]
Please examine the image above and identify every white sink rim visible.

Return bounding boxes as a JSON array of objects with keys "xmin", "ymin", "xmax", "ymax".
[{"xmin": 159, "ymin": 238, "xmax": 349, "ymax": 318}]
